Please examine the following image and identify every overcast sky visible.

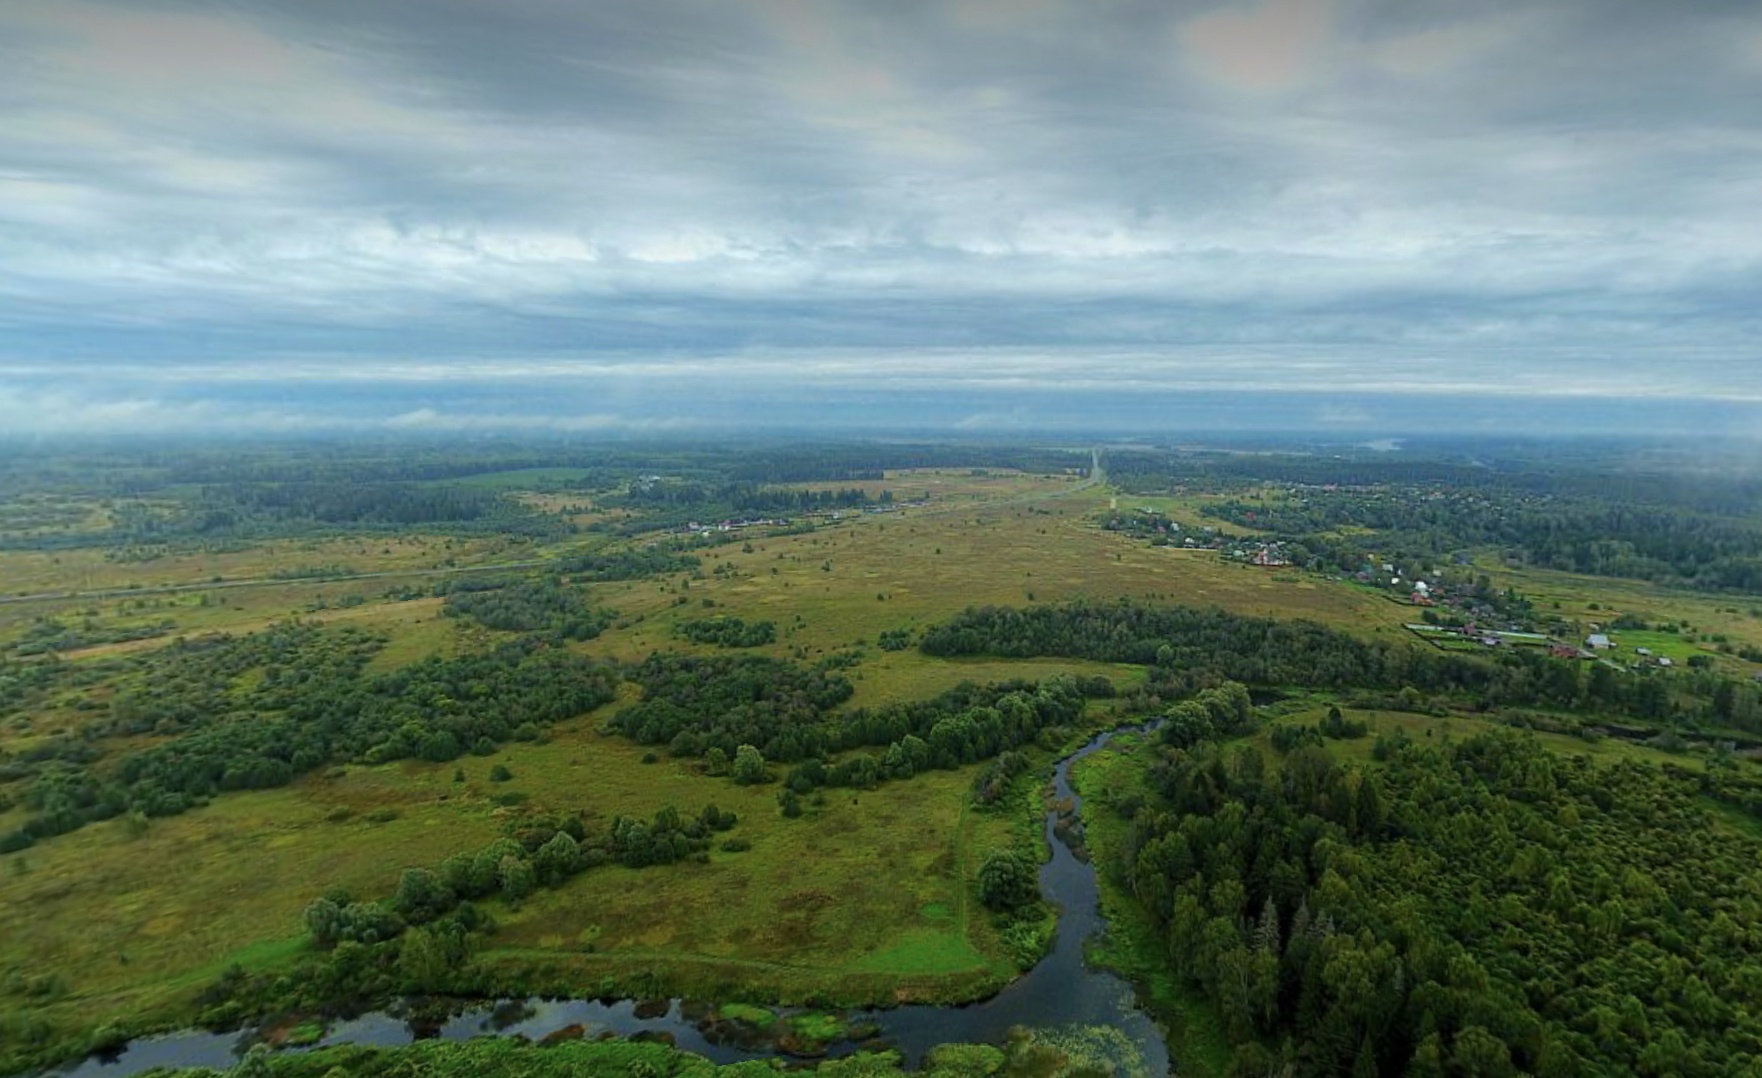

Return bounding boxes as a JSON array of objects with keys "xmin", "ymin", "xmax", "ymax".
[{"xmin": 3, "ymin": 0, "xmax": 1760, "ymax": 436}]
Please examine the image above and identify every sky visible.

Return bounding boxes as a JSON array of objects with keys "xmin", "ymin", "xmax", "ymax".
[{"xmin": 2, "ymin": 0, "xmax": 1761, "ymax": 437}]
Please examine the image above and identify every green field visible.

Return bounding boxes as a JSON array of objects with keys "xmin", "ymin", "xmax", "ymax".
[
  {"xmin": 1, "ymin": 469, "xmax": 1229, "ymax": 1058},
  {"xmin": 1481, "ymin": 558, "xmax": 1762, "ymax": 677},
  {"xmin": 8, "ymin": 452, "xmax": 1762, "ymax": 1078}
]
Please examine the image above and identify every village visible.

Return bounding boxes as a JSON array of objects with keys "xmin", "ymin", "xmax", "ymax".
[
  {"xmin": 1103, "ymin": 505, "xmax": 1693, "ymax": 673},
  {"xmin": 669, "ymin": 497, "xmax": 930, "ymax": 540}
]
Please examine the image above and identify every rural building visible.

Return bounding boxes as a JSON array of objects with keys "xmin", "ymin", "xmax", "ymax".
[{"xmin": 1586, "ymin": 634, "xmax": 1614, "ymax": 650}]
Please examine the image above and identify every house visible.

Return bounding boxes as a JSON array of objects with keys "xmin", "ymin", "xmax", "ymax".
[
  {"xmin": 1551, "ymin": 644, "xmax": 1585, "ymax": 660},
  {"xmin": 1658, "ymin": 657, "xmax": 1673, "ymax": 668},
  {"xmin": 1635, "ymin": 647, "xmax": 1652, "ymax": 657},
  {"xmin": 1586, "ymin": 634, "xmax": 1614, "ymax": 650}
]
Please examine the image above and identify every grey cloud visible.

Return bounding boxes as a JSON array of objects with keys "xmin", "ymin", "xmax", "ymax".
[{"xmin": 1, "ymin": 0, "xmax": 1760, "ymax": 430}]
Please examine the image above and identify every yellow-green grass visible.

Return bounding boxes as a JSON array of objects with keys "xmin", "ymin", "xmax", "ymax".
[
  {"xmin": 0, "ymin": 587, "xmax": 460, "ymax": 671},
  {"xmin": 0, "ymin": 538, "xmax": 519, "ymax": 660},
  {"xmin": 13, "ymin": 472, "xmax": 1403, "ymax": 672},
  {"xmin": 0, "ymin": 494, "xmax": 113, "ymax": 537},
  {"xmin": 0, "ymin": 764, "xmax": 511, "ymax": 1035},
  {"xmin": 1072, "ymin": 736, "xmax": 1229, "ymax": 1078},
  {"xmin": 0, "ymin": 681, "xmax": 1075, "ymax": 1035},
  {"xmin": 509, "ymin": 493, "xmax": 631, "ymax": 530},
  {"xmin": 1479, "ymin": 559, "xmax": 1762, "ymax": 677},
  {"xmin": 568, "ymin": 488, "xmax": 1399, "ymax": 671},
  {"xmin": 1102, "ymin": 492, "xmax": 1258, "ymax": 537},
  {"xmin": 1258, "ymin": 706, "xmax": 1708, "ymax": 774},
  {"xmin": 0, "ymin": 470, "xmax": 1508, "ymax": 1047},
  {"xmin": 0, "ymin": 534, "xmax": 503, "ymax": 600},
  {"xmin": 1590, "ymin": 629, "xmax": 1716, "ymax": 665},
  {"xmin": 792, "ymin": 468, "xmax": 1079, "ymax": 505},
  {"xmin": 481, "ymin": 723, "xmax": 1016, "ymax": 991},
  {"xmin": 838, "ymin": 657, "xmax": 1144, "ymax": 711}
]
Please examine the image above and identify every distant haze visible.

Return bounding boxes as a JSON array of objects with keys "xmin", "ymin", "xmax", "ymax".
[{"xmin": 2, "ymin": 1, "xmax": 1760, "ymax": 436}]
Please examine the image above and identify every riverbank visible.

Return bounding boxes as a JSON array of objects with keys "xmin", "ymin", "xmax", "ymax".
[
  {"xmin": 22, "ymin": 719, "xmax": 1175, "ymax": 1078},
  {"xmin": 1070, "ymin": 731, "xmax": 1231, "ymax": 1078}
]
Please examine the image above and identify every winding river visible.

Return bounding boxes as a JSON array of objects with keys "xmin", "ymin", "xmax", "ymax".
[{"xmin": 47, "ymin": 724, "xmax": 1170, "ymax": 1077}]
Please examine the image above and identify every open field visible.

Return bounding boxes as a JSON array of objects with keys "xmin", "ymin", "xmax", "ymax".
[
  {"xmin": 1481, "ymin": 559, "xmax": 1762, "ymax": 676},
  {"xmin": 797, "ymin": 468, "xmax": 1081, "ymax": 505},
  {"xmin": 0, "ymin": 673, "xmax": 1129, "ymax": 1037},
  {"xmin": 10, "ymin": 460, "xmax": 1762, "ymax": 1076},
  {"xmin": 1103, "ymin": 492, "xmax": 1258, "ymax": 536},
  {"xmin": 9, "ymin": 467, "xmax": 1378, "ymax": 1053},
  {"xmin": 3, "ymin": 470, "xmax": 1407, "ymax": 667},
  {"xmin": 476, "ymin": 723, "xmax": 1020, "ymax": 998},
  {"xmin": 568, "ymin": 488, "xmax": 1401, "ymax": 672},
  {"xmin": 0, "ymin": 534, "xmax": 511, "ymax": 600},
  {"xmin": 1254, "ymin": 704, "xmax": 1708, "ymax": 773}
]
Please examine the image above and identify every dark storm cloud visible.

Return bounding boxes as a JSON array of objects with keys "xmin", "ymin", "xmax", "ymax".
[{"xmin": 1, "ymin": 0, "xmax": 1760, "ymax": 432}]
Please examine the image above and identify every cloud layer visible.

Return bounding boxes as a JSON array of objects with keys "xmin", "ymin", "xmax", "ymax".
[{"xmin": 2, "ymin": 0, "xmax": 1760, "ymax": 433}]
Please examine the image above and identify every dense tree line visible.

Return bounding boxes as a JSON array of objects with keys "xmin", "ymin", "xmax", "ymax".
[
  {"xmin": 307, "ymin": 803, "xmax": 736, "ymax": 948},
  {"xmin": 1106, "ymin": 442, "xmax": 1762, "ymax": 516},
  {"xmin": 0, "ymin": 655, "xmax": 85, "ymax": 719},
  {"xmin": 609, "ymin": 655, "xmax": 855, "ymax": 763},
  {"xmin": 0, "ymin": 478, "xmax": 573, "ymax": 551},
  {"xmin": 0, "ymin": 439, "xmax": 1092, "ymax": 550},
  {"xmin": 675, "ymin": 616, "xmax": 776, "ymax": 648},
  {"xmin": 1105, "ymin": 724, "xmax": 1762, "ymax": 1076},
  {"xmin": 552, "ymin": 547, "xmax": 699, "ymax": 580},
  {"xmin": 920, "ymin": 601, "xmax": 1751, "ymax": 732},
  {"xmin": 1107, "ymin": 446, "xmax": 1762, "ymax": 591},
  {"xmin": 1209, "ymin": 486, "xmax": 1762, "ymax": 593},
  {"xmin": 920, "ymin": 602, "xmax": 1488, "ymax": 690},
  {"xmin": 9, "ymin": 616, "xmax": 176, "ymax": 658},
  {"xmin": 601, "ymin": 483, "xmax": 895, "ymax": 539},
  {"xmin": 829, "ymin": 677, "xmax": 1099, "ymax": 776},
  {"xmin": 1, "ymin": 629, "xmax": 618, "ymax": 852},
  {"xmin": 440, "ymin": 575, "xmax": 613, "ymax": 640},
  {"xmin": 200, "ymin": 482, "xmax": 520, "ymax": 528},
  {"xmin": 723, "ymin": 443, "xmax": 1090, "ymax": 483},
  {"xmin": 613, "ymin": 480, "xmax": 881, "ymax": 513},
  {"xmin": 99, "ymin": 623, "xmax": 385, "ymax": 738},
  {"xmin": 610, "ymin": 655, "xmax": 1102, "ymax": 789},
  {"xmin": 189, "ymin": 803, "xmax": 735, "ymax": 1043}
]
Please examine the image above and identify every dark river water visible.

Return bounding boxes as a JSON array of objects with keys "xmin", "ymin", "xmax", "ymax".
[{"xmin": 47, "ymin": 724, "xmax": 1171, "ymax": 1077}]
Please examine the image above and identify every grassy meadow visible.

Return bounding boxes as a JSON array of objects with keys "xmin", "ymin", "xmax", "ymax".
[
  {"xmin": 1481, "ymin": 558, "xmax": 1762, "ymax": 677},
  {"xmin": 10, "ymin": 462, "xmax": 1752, "ymax": 1073},
  {"xmin": 3, "ymin": 471, "xmax": 1244, "ymax": 1046}
]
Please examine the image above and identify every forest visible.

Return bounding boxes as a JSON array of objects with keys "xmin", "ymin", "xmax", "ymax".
[
  {"xmin": 440, "ymin": 575, "xmax": 615, "ymax": 640},
  {"xmin": 918, "ymin": 601, "xmax": 1762, "ymax": 733},
  {"xmin": 1106, "ymin": 447, "xmax": 1762, "ymax": 591},
  {"xmin": 4, "ymin": 435, "xmax": 1762, "ymax": 1078},
  {"xmin": 1104, "ymin": 721, "xmax": 1762, "ymax": 1076},
  {"xmin": 0, "ymin": 440, "xmax": 1087, "ymax": 553},
  {"xmin": 2, "ymin": 626, "xmax": 620, "ymax": 852}
]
